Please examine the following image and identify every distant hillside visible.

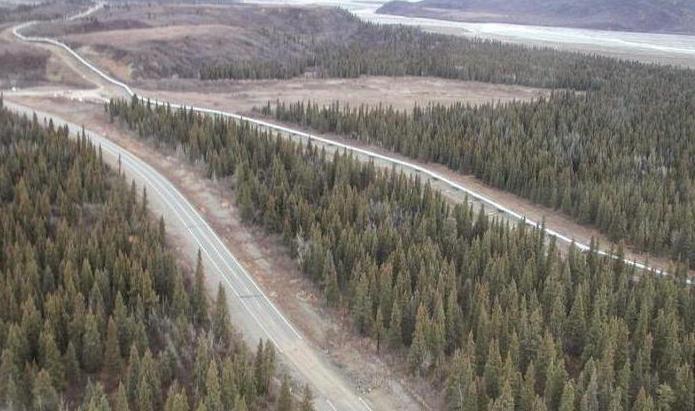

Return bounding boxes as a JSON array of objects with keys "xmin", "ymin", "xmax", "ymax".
[{"xmin": 377, "ymin": 0, "xmax": 695, "ymax": 34}]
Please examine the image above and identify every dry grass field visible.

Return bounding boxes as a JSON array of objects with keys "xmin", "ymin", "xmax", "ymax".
[
  {"xmin": 138, "ymin": 76, "xmax": 552, "ymax": 112},
  {"xmin": 0, "ymin": 23, "xmax": 92, "ymax": 89},
  {"xmin": 0, "ymin": 34, "xmax": 49, "ymax": 87},
  {"xmin": 29, "ymin": 3, "xmax": 362, "ymax": 79},
  {"xmin": 21, "ymin": 2, "xmax": 554, "ymax": 108}
]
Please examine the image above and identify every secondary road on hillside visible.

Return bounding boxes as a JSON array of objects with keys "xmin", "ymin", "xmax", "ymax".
[
  {"xmin": 13, "ymin": 13, "xmax": 684, "ymax": 284},
  {"xmin": 12, "ymin": 5, "xmax": 384, "ymax": 410},
  {"xmin": 13, "ymin": 3, "xmax": 691, "ymax": 287},
  {"xmin": 9, "ymin": 10, "xmax": 693, "ymax": 410},
  {"xmin": 3, "ymin": 100, "xmax": 374, "ymax": 411}
]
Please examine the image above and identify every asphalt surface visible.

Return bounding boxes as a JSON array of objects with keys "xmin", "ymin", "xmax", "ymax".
[
  {"xmin": 4, "ymin": 100, "xmax": 373, "ymax": 411},
  {"xmin": 15, "ymin": 1, "xmax": 683, "ymax": 281},
  {"xmin": 7, "ymin": 5, "xmax": 692, "ymax": 410},
  {"xmin": 12, "ymin": 5, "xmax": 380, "ymax": 410}
]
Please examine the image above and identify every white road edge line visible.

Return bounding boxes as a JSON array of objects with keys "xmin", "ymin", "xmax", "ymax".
[
  {"xmin": 13, "ymin": 11, "xmax": 693, "ymax": 287},
  {"xmin": 359, "ymin": 396, "xmax": 373, "ymax": 411},
  {"xmin": 14, "ymin": 105, "xmax": 287, "ymax": 353},
  {"xmin": 326, "ymin": 399, "xmax": 338, "ymax": 411},
  {"xmin": 97, "ymin": 135, "xmax": 288, "ymax": 351}
]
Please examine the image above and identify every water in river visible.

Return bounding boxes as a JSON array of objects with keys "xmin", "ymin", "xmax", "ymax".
[{"xmin": 246, "ymin": 0, "xmax": 695, "ymax": 67}]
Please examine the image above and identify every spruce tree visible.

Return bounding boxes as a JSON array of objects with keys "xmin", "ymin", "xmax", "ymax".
[
  {"xmin": 388, "ymin": 298, "xmax": 403, "ymax": 348},
  {"xmin": 104, "ymin": 317, "xmax": 122, "ymax": 381},
  {"xmin": 559, "ymin": 380, "xmax": 576, "ymax": 411},
  {"xmin": 113, "ymin": 381, "xmax": 130, "ymax": 411},
  {"xmin": 277, "ymin": 375, "xmax": 293, "ymax": 411},
  {"xmin": 192, "ymin": 251, "xmax": 209, "ymax": 328},
  {"xmin": 212, "ymin": 285, "xmax": 231, "ymax": 345},
  {"xmin": 300, "ymin": 384, "xmax": 315, "ymax": 411},
  {"xmin": 408, "ymin": 304, "xmax": 430, "ymax": 374},
  {"xmin": 38, "ymin": 328, "xmax": 64, "ymax": 391},
  {"xmin": 32, "ymin": 369, "xmax": 59, "ymax": 411},
  {"xmin": 205, "ymin": 361, "xmax": 222, "ymax": 411},
  {"xmin": 324, "ymin": 251, "xmax": 340, "ymax": 307},
  {"xmin": 82, "ymin": 313, "xmax": 103, "ymax": 373}
]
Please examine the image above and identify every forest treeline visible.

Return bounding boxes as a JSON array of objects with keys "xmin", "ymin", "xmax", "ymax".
[
  {"xmin": 260, "ymin": 56, "xmax": 695, "ymax": 269},
  {"xmin": 0, "ymin": 0, "xmax": 86, "ymax": 24},
  {"xmin": 200, "ymin": 22, "xmax": 622, "ymax": 91},
  {"xmin": 203, "ymin": 10, "xmax": 695, "ymax": 267},
  {"xmin": 0, "ymin": 101, "xmax": 311, "ymax": 411},
  {"xmin": 108, "ymin": 96, "xmax": 695, "ymax": 411}
]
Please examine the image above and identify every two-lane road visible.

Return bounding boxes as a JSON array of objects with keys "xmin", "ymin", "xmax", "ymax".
[
  {"xmin": 14, "ymin": 1, "xmax": 681, "ymax": 281},
  {"xmin": 7, "ymin": 5, "xmax": 691, "ymax": 410},
  {"xmin": 3, "ymin": 101, "xmax": 373, "ymax": 411}
]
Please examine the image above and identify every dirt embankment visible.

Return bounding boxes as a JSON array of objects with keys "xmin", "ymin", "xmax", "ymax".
[{"xmin": 8, "ymin": 95, "xmax": 436, "ymax": 410}]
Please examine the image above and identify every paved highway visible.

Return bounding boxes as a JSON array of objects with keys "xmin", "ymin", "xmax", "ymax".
[
  {"xmin": 12, "ymin": 6, "xmax": 382, "ymax": 410},
  {"xmin": 3, "ymin": 100, "xmax": 373, "ymax": 411},
  {"xmin": 14, "ymin": 2, "xmax": 691, "ymax": 286},
  {"xmin": 8, "ymin": 9, "xmax": 691, "ymax": 410}
]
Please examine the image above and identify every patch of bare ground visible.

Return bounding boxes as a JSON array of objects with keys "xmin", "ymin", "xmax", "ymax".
[
  {"xmin": 0, "ymin": 26, "xmax": 92, "ymax": 89},
  {"xmin": 8, "ymin": 95, "xmax": 435, "ymax": 410},
  {"xmin": 138, "ymin": 76, "xmax": 551, "ymax": 111},
  {"xmin": 28, "ymin": 3, "xmax": 361, "ymax": 79}
]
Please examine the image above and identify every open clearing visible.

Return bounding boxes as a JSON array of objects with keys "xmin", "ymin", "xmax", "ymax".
[
  {"xmin": 139, "ymin": 76, "xmax": 552, "ymax": 111},
  {"xmin": 28, "ymin": 3, "xmax": 361, "ymax": 79},
  {"xmin": 0, "ymin": 25, "xmax": 91, "ymax": 89},
  {"xmin": 130, "ymin": 81, "xmax": 686, "ymax": 276}
]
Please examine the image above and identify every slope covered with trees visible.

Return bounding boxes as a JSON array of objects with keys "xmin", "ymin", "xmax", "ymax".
[
  {"xmin": 200, "ymin": 23, "xmax": 622, "ymax": 91},
  {"xmin": 260, "ymin": 56, "xmax": 695, "ymax": 269},
  {"xmin": 203, "ymin": 13, "xmax": 695, "ymax": 269},
  {"xmin": 0, "ymin": 101, "xmax": 293, "ymax": 410},
  {"xmin": 108, "ymin": 97, "xmax": 695, "ymax": 411}
]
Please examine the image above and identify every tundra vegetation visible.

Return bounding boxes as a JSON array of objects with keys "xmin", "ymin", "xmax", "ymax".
[
  {"xmin": 0, "ymin": 101, "xmax": 308, "ymax": 411},
  {"xmin": 108, "ymin": 96, "xmax": 695, "ymax": 411}
]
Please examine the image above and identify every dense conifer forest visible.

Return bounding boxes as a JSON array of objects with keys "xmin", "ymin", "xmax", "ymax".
[
  {"xmin": 202, "ymin": 15, "xmax": 695, "ymax": 268},
  {"xmin": 108, "ymin": 97, "xmax": 695, "ymax": 411},
  {"xmin": 199, "ymin": 23, "xmax": 620, "ymax": 91},
  {"xmin": 0, "ymin": 101, "xmax": 304, "ymax": 410},
  {"xmin": 259, "ymin": 57, "xmax": 695, "ymax": 269}
]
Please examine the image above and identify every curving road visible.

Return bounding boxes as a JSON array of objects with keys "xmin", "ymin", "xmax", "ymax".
[
  {"xmin": 23, "ymin": 30, "xmax": 674, "ymax": 275},
  {"xmin": 11, "ymin": 5, "xmax": 384, "ymax": 410},
  {"xmin": 8, "ymin": 8, "xmax": 692, "ymax": 410},
  {"xmin": 13, "ymin": 2, "xmax": 691, "ymax": 286},
  {"xmin": 3, "ymin": 100, "xmax": 373, "ymax": 411}
]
